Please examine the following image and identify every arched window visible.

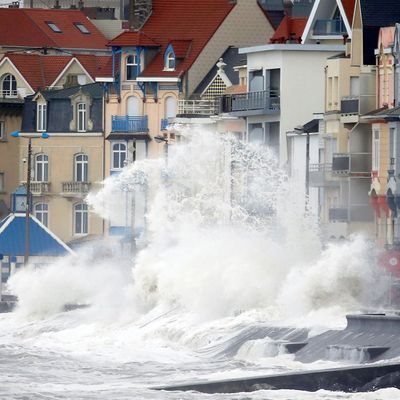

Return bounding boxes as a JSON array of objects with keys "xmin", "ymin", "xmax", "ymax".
[
  {"xmin": 126, "ymin": 54, "xmax": 139, "ymax": 80},
  {"xmin": 112, "ymin": 142, "xmax": 127, "ymax": 169},
  {"xmin": 35, "ymin": 154, "xmax": 49, "ymax": 182},
  {"xmin": 165, "ymin": 51, "xmax": 175, "ymax": 70},
  {"xmin": 74, "ymin": 203, "xmax": 88, "ymax": 234},
  {"xmin": 1, "ymin": 74, "xmax": 17, "ymax": 97},
  {"xmin": 34, "ymin": 203, "xmax": 48, "ymax": 227},
  {"xmin": 165, "ymin": 96, "xmax": 177, "ymax": 118},
  {"xmin": 75, "ymin": 154, "xmax": 88, "ymax": 182}
]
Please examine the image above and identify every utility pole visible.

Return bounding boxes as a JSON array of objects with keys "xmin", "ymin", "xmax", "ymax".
[{"xmin": 25, "ymin": 138, "xmax": 32, "ymax": 266}]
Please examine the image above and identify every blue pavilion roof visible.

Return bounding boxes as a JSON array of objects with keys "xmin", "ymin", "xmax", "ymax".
[{"xmin": 0, "ymin": 213, "xmax": 73, "ymax": 257}]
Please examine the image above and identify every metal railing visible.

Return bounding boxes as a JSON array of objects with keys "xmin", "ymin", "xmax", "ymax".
[
  {"xmin": 332, "ymin": 153, "xmax": 372, "ymax": 175},
  {"xmin": 62, "ymin": 181, "xmax": 90, "ymax": 194},
  {"xmin": 341, "ymin": 96, "xmax": 359, "ymax": 114},
  {"xmin": 177, "ymin": 99, "xmax": 217, "ymax": 116},
  {"xmin": 111, "ymin": 115, "xmax": 148, "ymax": 133},
  {"xmin": 220, "ymin": 90, "xmax": 280, "ymax": 113},
  {"xmin": 309, "ymin": 163, "xmax": 332, "ymax": 172},
  {"xmin": 313, "ymin": 19, "xmax": 347, "ymax": 36},
  {"xmin": 329, "ymin": 204, "xmax": 374, "ymax": 222}
]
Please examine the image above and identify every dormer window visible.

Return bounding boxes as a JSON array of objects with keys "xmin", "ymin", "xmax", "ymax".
[
  {"xmin": 126, "ymin": 54, "xmax": 139, "ymax": 80},
  {"xmin": 74, "ymin": 22, "xmax": 90, "ymax": 34},
  {"xmin": 1, "ymin": 74, "xmax": 17, "ymax": 97},
  {"xmin": 165, "ymin": 51, "xmax": 176, "ymax": 71},
  {"xmin": 37, "ymin": 103, "xmax": 47, "ymax": 132},
  {"xmin": 46, "ymin": 21, "xmax": 62, "ymax": 33}
]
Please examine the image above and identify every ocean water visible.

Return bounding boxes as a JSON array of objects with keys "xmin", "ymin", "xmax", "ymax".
[{"xmin": 2, "ymin": 127, "xmax": 396, "ymax": 399}]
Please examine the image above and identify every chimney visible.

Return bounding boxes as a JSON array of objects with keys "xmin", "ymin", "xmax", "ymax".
[
  {"xmin": 129, "ymin": 0, "xmax": 138, "ymax": 30},
  {"xmin": 78, "ymin": 0, "xmax": 84, "ymax": 9},
  {"xmin": 283, "ymin": 0, "xmax": 293, "ymax": 18},
  {"xmin": 53, "ymin": 0, "xmax": 60, "ymax": 8}
]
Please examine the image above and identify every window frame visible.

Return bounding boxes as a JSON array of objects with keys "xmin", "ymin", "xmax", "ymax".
[
  {"xmin": 74, "ymin": 203, "xmax": 88, "ymax": 235},
  {"xmin": 74, "ymin": 153, "xmax": 88, "ymax": 182},
  {"xmin": 126, "ymin": 54, "xmax": 139, "ymax": 81},
  {"xmin": 37, "ymin": 103, "xmax": 47, "ymax": 132},
  {"xmin": 373, "ymin": 129, "xmax": 380, "ymax": 172},
  {"xmin": 46, "ymin": 21, "xmax": 62, "ymax": 33},
  {"xmin": 74, "ymin": 22, "xmax": 90, "ymax": 34},
  {"xmin": 77, "ymin": 102, "xmax": 87, "ymax": 132},
  {"xmin": 111, "ymin": 142, "xmax": 127, "ymax": 170},
  {"xmin": 35, "ymin": 153, "xmax": 49, "ymax": 182},
  {"xmin": 0, "ymin": 172, "xmax": 4, "ymax": 193},
  {"xmin": 34, "ymin": 203, "xmax": 49, "ymax": 227},
  {"xmin": 0, "ymin": 121, "xmax": 4, "ymax": 140},
  {"xmin": 165, "ymin": 51, "xmax": 176, "ymax": 71},
  {"xmin": 1, "ymin": 74, "xmax": 17, "ymax": 98}
]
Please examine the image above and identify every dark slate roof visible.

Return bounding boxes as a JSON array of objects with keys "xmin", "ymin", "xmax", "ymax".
[
  {"xmin": 262, "ymin": 9, "xmax": 284, "ymax": 30},
  {"xmin": 360, "ymin": 0, "xmax": 400, "ymax": 65},
  {"xmin": 193, "ymin": 47, "xmax": 245, "ymax": 97},
  {"xmin": 0, "ymin": 214, "xmax": 73, "ymax": 257},
  {"xmin": 40, "ymin": 82, "xmax": 103, "ymax": 100}
]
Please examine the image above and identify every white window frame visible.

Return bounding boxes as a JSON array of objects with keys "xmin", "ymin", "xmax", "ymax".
[
  {"xmin": 390, "ymin": 127, "xmax": 396, "ymax": 166},
  {"xmin": 77, "ymin": 102, "xmax": 87, "ymax": 132},
  {"xmin": 165, "ymin": 51, "xmax": 175, "ymax": 71},
  {"xmin": 112, "ymin": 142, "xmax": 127, "ymax": 170},
  {"xmin": 0, "ymin": 121, "xmax": 4, "ymax": 140},
  {"xmin": 0, "ymin": 172, "xmax": 4, "ymax": 193},
  {"xmin": 74, "ymin": 154, "xmax": 88, "ymax": 182},
  {"xmin": 34, "ymin": 203, "xmax": 48, "ymax": 227},
  {"xmin": 74, "ymin": 203, "xmax": 88, "ymax": 235},
  {"xmin": 126, "ymin": 54, "xmax": 138, "ymax": 81},
  {"xmin": 35, "ymin": 154, "xmax": 49, "ymax": 182},
  {"xmin": 373, "ymin": 129, "xmax": 380, "ymax": 172},
  {"xmin": 1, "ymin": 74, "xmax": 17, "ymax": 98},
  {"xmin": 37, "ymin": 103, "xmax": 47, "ymax": 132}
]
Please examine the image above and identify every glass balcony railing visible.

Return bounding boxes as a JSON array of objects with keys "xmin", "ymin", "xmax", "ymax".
[
  {"xmin": 111, "ymin": 116, "xmax": 148, "ymax": 133},
  {"xmin": 220, "ymin": 90, "xmax": 280, "ymax": 114},
  {"xmin": 332, "ymin": 153, "xmax": 371, "ymax": 175},
  {"xmin": 313, "ymin": 19, "xmax": 347, "ymax": 36}
]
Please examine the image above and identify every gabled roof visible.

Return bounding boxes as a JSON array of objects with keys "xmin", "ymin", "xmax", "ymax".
[
  {"xmin": 0, "ymin": 8, "xmax": 108, "ymax": 51},
  {"xmin": 270, "ymin": 15, "xmax": 308, "ymax": 43},
  {"xmin": 109, "ymin": 0, "xmax": 236, "ymax": 78},
  {"xmin": 39, "ymin": 82, "xmax": 104, "ymax": 100},
  {"xmin": 0, "ymin": 213, "xmax": 73, "ymax": 257},
  {"xmin": 108, "ymin": 30, "xmax": 159, "ymax": 47},
  {"xmin": 4, "ymin": 53, "xmax": 112, "ymax": 91}
]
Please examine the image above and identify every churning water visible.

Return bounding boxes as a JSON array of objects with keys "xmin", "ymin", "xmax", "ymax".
[{"xmin": 1, "ymin": 127, "xmax": 397, "ymax": 399}]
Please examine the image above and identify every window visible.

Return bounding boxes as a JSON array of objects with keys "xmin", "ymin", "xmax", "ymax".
[
  {"xmin": 34, "ymin": 203, "xmax": 48, "ymax": 227},
  {"xmin": 165, "ymin": 51, "xmax": 175, "ymax": 70},
  {"xmin": 74, "ymin": 203, "xmax": 88, "ymax": 235},
  {"xmin": 77, "ymin": 102, "xmax": 86, "ymax": 132},
  {"xmin": 37, "ymin": 103, "xmax": 47, "ymax": 132},
  {"xmin": 165, "ymin": 96, "xmax": 177, "ymax": 118},
  {"xmin": 46, "ymin": 21, "xmax": 62, "ymax": 33},
  {"xmin": 75, "ymin": 154, "xmax": 88, "ymax": 182},
  {"xmin": 373, "ymin": 129, "xmax": 380, "ymax": 171},
  {"xmin": 0, "ymin": 121, "xmax": 4, "ymax": 140},
  {"xmin": 0, "ymin": 172, "xmax": 4, "ymax": 192},
  {"xmin": 1, "ymin": 74, "xmax": 17, "ymax": 97},
  {"xmin": 390, "ymin": 127, "xmax": 396, "ymax": 166},
  {"xmin": 74, "ymin": 22, "xmax": 90, "ymax": 34},
  {"xmin": 35, "ymin": 154, "xmax": 49, "ymax": 182},
  {"xmin": 126, "ymin": 55, "xmax": 139, "ymax": 80},
  {"xmin": 112, "ymin": 142, "xmax": 127, "ymax": 169}
]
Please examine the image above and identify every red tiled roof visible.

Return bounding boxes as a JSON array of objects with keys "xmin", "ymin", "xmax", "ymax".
[
  {"xmin": 270, "ymin": 15, "xmax": 307, "ymax": 43},
  {"xmin": 169, "ymin": 40, "xmax": 192, "ymax": 58},
  {"xmin": 108, "ymin": 31, "xmax": 159, "ymax": 47},
  {"xmin": 342, "ymin": 0, "xmax": 356, "ymax": 25},
  {"xmin": 109, "ymin": 0, "xmax": 237, "ymax": 78},
  {"xmin": 5, "ymin": 53, "xmax": 112, "ymax": 91},
  {"xmin": 0, "ymin": 9, "xmax": 108, "ymax": 51}
]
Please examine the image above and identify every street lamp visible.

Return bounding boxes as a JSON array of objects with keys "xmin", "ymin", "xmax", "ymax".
[
  {"xmin": 294, "ymin": 125, "xmax": 310, "ymax": 199},
  {"xmin": 154, "ymin": 135, "xmax": 169, "ymax": 166},
  {"xmin": 11, "ymin": 131, "xmax": 49, "ymax": 265}
]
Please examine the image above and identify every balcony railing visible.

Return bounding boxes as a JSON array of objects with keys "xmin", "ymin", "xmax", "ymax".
[
  {"xmin": 177, "ymin": 100, "xmax": 217, "ymax": 116},
  {"xmin": 62, "ymin": 181, "xmax": 90, "ymax": 195},
  {"xmin": 160, "ymin": 118, "xmax": 169, "ymax": 131},
  {"xmin": 220, "ymin": 90, "xmax": 280, "ymax": 115},
  {"xmin": 313, "ymin": 19, "xmax": 346, "ymax": 36},
  {"xmin": 329, "ymin": 207, "xmax": 348, "ymax": 221},
  {"xmin": 309, "ymin": 163, "xmax": 338, "ymax": 187},
  {"xmin": 22, "ymin": 181, "xmax": 50, "ymax": 195},
  {"xmin": 111, "ymin": 116, "xmax": 148, "ymax": 133},
  {"xmin": 1, "ymin": 89, "xmax": 17, "ymax": 98},
  {"xmin": 329, "ymin": 205, "xmax": 374, "ymax": 222},
  {"xmin": 332, "ymin": 153, "xmax": 371, "ymax": 175}
]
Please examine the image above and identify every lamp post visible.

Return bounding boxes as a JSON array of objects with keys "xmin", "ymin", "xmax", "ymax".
[
  {"xmin": 294, "ymin": 125, "xmax": 310, "ymax": 199},
  {"xmin": 11, "ymin": 131, "xmax": 49, "ymax": 265},
  {"xmin": 154, "ymin": 135, "xmax": 169, "ymax": 167}
]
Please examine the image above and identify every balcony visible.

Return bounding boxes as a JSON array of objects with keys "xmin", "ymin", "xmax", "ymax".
[
  {"xmin": 309, "ymin": 163, "xmax": 339, "ymax": 187},
  {"xmin": 61, "ymin": 181, "xmax": 91, "ymax": 197},
  {"xmin": 176, "ymin": 100, "xmax": 217, "ymax": 117},
  {"xmin": 329, "ymin": 207, "xmax": 348, "ymax": 221},
  {"xmin": 1, "ymin": 89, "xmax": 17, "ymax": 98},
  {"xmin": 111, "ymin": 116, "xmax": 148, "ymax": 133},
  {"xmin": 329, "ymin": 205, "xmax": 374, "ymax": 222},
  {"xmin": 22, "ymin": 181, "xmax": 50, "ymax": 195},
  {"xmin": 312, "ymin": 19, "xmax": 346, "ymax": 36},
  {"xmin": 332, "ymin": 153, "xmax": 371, "ymax": 176},
  {"xmin": 220, "ymin": 90, "xmax": 280, "ymax": 117},
  {"xmin": 160, "ymin": 118, "xmax": 169, "ymax": 131}
]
